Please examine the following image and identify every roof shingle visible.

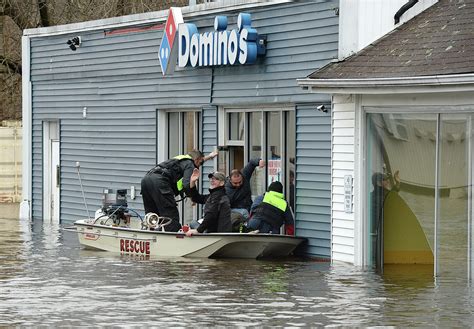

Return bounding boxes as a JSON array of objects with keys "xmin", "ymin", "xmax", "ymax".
[{"xmin": 309, "ymin": 0, "xmax": 474, "ymax": 79}]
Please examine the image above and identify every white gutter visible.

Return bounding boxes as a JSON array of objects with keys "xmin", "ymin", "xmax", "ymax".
[
  {"xmin": 20, "ymin": 35, "xmax": 32, "ymax": 220},
  {"xmin": 23, "ymin": 0, "xmax": 293, "ymax": 37},
  {"xmin": 297, "ymin": 73, "xmax": 474, "ymax": 94}
]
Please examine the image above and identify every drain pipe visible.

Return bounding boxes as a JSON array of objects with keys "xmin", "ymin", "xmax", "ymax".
[{"xmin": 394, "ymin": 0, "xmax": 419, "ymax": 24}]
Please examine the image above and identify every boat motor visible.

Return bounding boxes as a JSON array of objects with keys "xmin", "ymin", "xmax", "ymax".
[{"xmin": 100, "ymin": 189, "xmax": 130, "ymax": 225}]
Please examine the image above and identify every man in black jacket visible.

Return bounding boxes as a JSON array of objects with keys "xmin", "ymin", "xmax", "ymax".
[
  {"xmin": 140, "ymin": 149, "xmax": 217, "ymax": 232},
  {"xmin": 225, "ymin": 158, "xmax": 265, "ymax": 220},
  {"xmin": 186, "ymin": 170, "xmax": 232, "ymax": 235}
]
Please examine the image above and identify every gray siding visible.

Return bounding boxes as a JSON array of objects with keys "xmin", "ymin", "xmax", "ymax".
[
  {"xmin": 30, "ymin": 26, "xmax": 212, "ymax": 221},
  {"xmin": 295, "ymin": 103, "xmax": 332, "ymax": 258},
  {"xmin": 211, "ymin": 1, "xmax": 338, "ymax": 104},
  {"xmin": 200, "ymin": 106, "xmax": 217, "ymax": 192}
]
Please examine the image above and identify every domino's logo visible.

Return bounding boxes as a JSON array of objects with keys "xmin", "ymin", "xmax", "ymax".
[
  {"xmin": 159, "ymin": 7, "xmax": 265, "ymax": 76},
  {"xmin": 159, "ymin": 7, "xmax": 183, "ymax": 76}
]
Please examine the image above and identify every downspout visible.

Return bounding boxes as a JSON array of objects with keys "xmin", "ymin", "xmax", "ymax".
[
  {"xmin": 394, "ymin": 0, "xmax": 418, "ymax": 24},
  {"xmin": 20, "ymin": 35, "xmax": 32, "ymax": 220}
]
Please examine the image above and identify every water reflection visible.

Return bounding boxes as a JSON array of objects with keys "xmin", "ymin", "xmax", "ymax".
[{"xmin": 1, "ymin": 217, "xmax": 474, "ymax": 326}]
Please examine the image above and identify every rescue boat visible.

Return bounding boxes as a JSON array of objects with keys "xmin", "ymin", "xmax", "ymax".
[
  {"xmin": 69, "ymin": 218, "xmax": 305, "ymax": 259},
  {"xmin": 65, "ymin": 188, "xmax": 305, "ymax": 259}
]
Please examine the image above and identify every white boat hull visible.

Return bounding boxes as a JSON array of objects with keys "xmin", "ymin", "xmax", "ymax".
[{"xmin": 72, "ymin": 219, "xmax": 305, "ymax": 259}]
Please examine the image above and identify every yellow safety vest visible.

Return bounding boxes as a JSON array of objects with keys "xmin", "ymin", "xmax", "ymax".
[
  {"xmin": 262, "ymin": 191, "xmax": 287, "ymax": 212},
  {"xmin": 173, "ymin": 154, "xmax": 193, "ymax": 192}
]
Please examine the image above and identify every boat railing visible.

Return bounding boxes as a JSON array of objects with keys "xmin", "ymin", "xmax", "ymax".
[{"xmin": 62, "ymin": 226, "xmax": 158, "ymax": 242}]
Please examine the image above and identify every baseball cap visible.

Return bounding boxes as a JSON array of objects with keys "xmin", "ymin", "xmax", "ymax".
[{"xmin": 208, "ymin": 171, "xmax": 226, "ymax": 182}]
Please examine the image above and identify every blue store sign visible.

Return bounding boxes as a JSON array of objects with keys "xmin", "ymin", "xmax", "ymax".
[{"xmin": 159, "ymin": 7, "xmax": 264, "ymax": 76}]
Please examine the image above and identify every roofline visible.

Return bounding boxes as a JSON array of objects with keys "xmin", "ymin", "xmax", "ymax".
[
  {"xmin": 297, "ymin": 73, "xmax": 474, "ymax": 94},
  {"xmin": 23, "ymin": 0, "xmax": 292, "ymax": 37}
]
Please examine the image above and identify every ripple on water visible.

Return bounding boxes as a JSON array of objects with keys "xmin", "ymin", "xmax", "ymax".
[{"xmin": 1, "ymin": 218, "xmax": 474, "ymax": 326}]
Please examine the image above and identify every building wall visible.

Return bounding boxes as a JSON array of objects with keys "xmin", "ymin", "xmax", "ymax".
[
  {"xmin": 201, "ymin": 105, "xmax": 217, "ymax": 192},
  {"xmin": 331, "ymin": 95, "xmax": 357, "ymax": 264},
  {"xmin": 29, "ymin": 23, "xmax": 212, "ymax": 221},
  {"xmin": 27, "ymin": 1, "xmax": 339, "ymax": 258},
  {"xmin": 295, "ymin": 103, "xmax": 331, "ymax": 258},
  {"xmin": 211, "ymin": 1, "xmax": 338, "ymax": 105},
  {"xmin": 338, "ymin": 0, "xmax": 438, "ymax": 60}
]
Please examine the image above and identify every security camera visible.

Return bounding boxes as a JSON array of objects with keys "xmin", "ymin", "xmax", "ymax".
[
  {"xmin": 316, "ymin": 105, "xmax": 328, "ymax": 113},
  {"xmin": 66, "ymin": 36, "xmax": 81, "ymax": 51}
]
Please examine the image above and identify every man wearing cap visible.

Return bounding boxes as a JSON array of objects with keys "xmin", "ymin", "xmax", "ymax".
[
  {"xmin": 247, "ymin": 181, "xmax": 294, "ymax": 235},
  {"xmin": 141, "ymin": 149, "xmax": 217, "ymax": 232},
  {"xmin": 185, "ymin": 169, "xmax": 232, "ymax": 236}
]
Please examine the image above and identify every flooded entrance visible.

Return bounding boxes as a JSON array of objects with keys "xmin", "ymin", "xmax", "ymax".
[
  {"xmin": 1, "ymin": 217, "xmax": 474, "ymax": 327},
  {"xmin": 367, "ymin": 112, "xmax": 474, "ymax": 277}
]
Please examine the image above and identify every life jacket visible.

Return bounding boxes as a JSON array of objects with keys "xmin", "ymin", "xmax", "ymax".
[
  {"xmin": 148, "ymin": 154, "xmax": 193, "ymax": 195},
  {"xmin": 253, "ymin": 191, "xmax": 287, "ymax": 228},
  {"xmin": 172, "ymin": 155, "xmax": 193, "ymax": 192}
]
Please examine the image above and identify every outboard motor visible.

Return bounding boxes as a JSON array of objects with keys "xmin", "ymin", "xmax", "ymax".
[{"xmin": 100, "ymin": 189, "xmax": 129, "ymax": 225}]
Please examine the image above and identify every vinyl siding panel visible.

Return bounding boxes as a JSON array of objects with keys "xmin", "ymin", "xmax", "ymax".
[
  {"xmin": 30, "ymin": 25, "xmax": 211, "ymax": 221},
  {"xmin": 201, "ymin": 105, "xmax": 217, "ymax": 192},
  {"xmin": 331, "ymin": 100, "xmax": 356, "ymax": 264},
  {"xmin": 295, "ymin": 103, "xmax": 331, "ymax": 259},
  {"xmin": 212, "ymin": 1, "xmax": 338, "ymax": 105}
]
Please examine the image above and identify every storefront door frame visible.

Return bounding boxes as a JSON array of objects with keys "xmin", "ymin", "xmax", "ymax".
[
  {"xmin": 220, "ymin": 106, "xmax": 294, "ymax": 198},
  {"xmin": 157, "ymin": 109, "xmax": 201, "ymax": 225}
]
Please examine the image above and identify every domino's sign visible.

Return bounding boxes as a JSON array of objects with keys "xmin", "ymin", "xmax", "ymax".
[{"xmin": 159, "ymin": 7, "xmax": 262, "ymax": 76}]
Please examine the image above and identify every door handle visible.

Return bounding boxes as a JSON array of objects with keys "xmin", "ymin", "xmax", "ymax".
[{"xmin": 56, "ymin": 165, "xmax": 60, "ymax": 187}]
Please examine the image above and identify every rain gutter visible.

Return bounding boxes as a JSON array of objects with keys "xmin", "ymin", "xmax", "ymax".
[
  {"xmin": 297, "ymin": 74, "xmax": 474, "ymax": 94},
  {"xmin": 23, "ymin": 0, "xmax": 293, "ymax": 37}
]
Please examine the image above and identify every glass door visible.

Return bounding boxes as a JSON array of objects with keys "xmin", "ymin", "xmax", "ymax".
[
  {"xmin": 366, "ymin": 113, "xmax": 436, "ymax": 272},
  {"xmin": 249, "ymin": 111, "xmax": 265, "ymax": 198},
  {"xmin": 220, "ymin": 108, "xmax": 295, "ymax": 204},
  {"xmin": 167, "ymin": 111, "xmax": 200, "ymax": 225}
]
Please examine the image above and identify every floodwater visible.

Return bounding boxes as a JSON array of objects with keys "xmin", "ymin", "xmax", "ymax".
[{"xmin": 1, "ymin": 217, "xmax": 473, "ymax": 327}]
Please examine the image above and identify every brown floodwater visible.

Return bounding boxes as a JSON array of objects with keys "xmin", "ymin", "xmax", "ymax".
[{"xmin": 0, "ymin": 217, "xmax": 472, "ymax": 327}]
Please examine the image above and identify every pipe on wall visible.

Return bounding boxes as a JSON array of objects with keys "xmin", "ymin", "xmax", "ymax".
[{"xmin": 394, "ymin": 0, "xmax": 419, "ymax": 24}]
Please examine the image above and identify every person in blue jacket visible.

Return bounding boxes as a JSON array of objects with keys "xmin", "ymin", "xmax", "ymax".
[{"xmin": 248, "ymin": 181, "xmax": 295, "ymax": 235}]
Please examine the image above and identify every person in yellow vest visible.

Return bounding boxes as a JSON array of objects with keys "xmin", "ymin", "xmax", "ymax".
[
  {"xmin": 141, "ymin": 149, "xmax": 217, "ymax": 232},
  {"xmin": 247, "ymin": 181, "xmax": 295, "ymax": 235}
]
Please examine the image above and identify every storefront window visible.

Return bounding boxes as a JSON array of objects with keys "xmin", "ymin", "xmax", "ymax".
[
  {"xmin": 249, "ymin": 112, "xmax": 265, "ymax": 197},
  {"xmin": 267, "ymin": 111, "xmax": 282, "ymax": 183},
  {"xmin": 367, "ymin": 110, "xmax": 474, "ymax": 278},
  {"xmin": 168, "ymin": 112, "xmax": 180, "ymax": 158},
  {"xmin": 367, "ymin": 113, "xmax": 436, "ymax": 271},
  {"xmin": 438, "ymin": 114, "xmax": 470, "ymax": 278},
  {"xmin": 228, "ymin": 112, "xmax": 245, "ymax": 141}
]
